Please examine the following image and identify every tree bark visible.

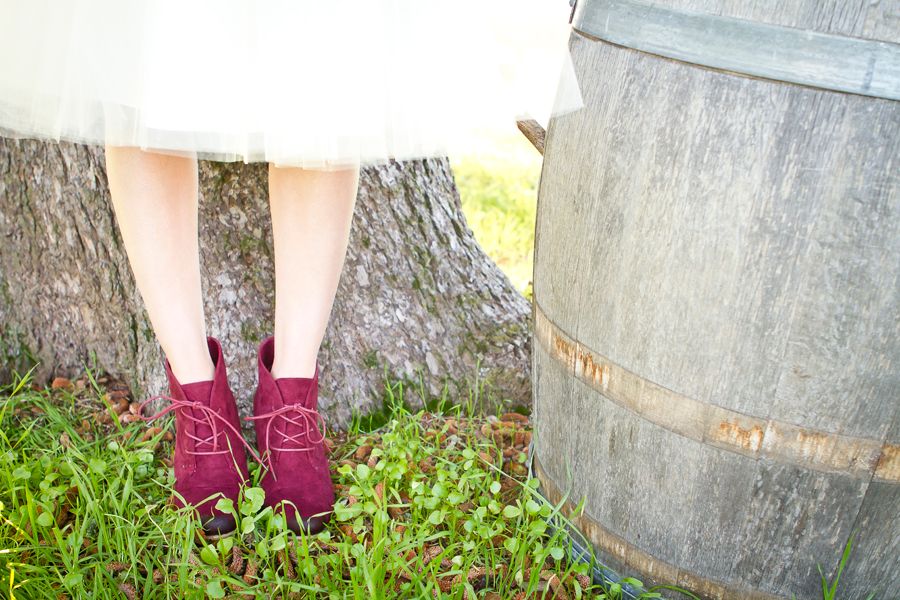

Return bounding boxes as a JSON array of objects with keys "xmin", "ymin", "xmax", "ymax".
[{"xmin": 0, "ymin": 138, "xmax": 532, "ymax": 429}]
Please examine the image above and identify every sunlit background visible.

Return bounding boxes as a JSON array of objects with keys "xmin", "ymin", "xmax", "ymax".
[
  {"xmin": 448, "ymin": 122, "xmax": 544, "ymax": 303},
  {"xmin": 444, "ymin": 5, "xmax": 574, "ymax": 303}
]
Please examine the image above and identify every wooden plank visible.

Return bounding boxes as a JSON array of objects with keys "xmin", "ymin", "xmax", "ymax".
[
  {"xmin": 839, "ymin": 481, "xmax": 900, "ymax": 595},
  {"xmin": 572, "ymin": 0, "xmax": 900, "ymax": 99},
  {"xmin": 532, "ymin": 1, "xmax": 899, "ymax": 597},
  {"xmin": 634, "ymin": 0, "xmax": 900, "ymax": 43},
  {"xmin": 536, "ymin": 33, "xmax": 900, "ymax": 441},
  {"xmin": 516, "ymin": 118, "xmax": 545, "ymax": 155},
  {"xmin": 534, "ymin": 453, "xmax": 779, "ymax": 600},
  {"xmin": 535, "ymin": 301, "xmax": 895, "ymax": 481}
]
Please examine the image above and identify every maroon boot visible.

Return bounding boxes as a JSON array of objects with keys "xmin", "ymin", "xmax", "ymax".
[
  {"xmin": 246, "ymin": 336, "xmax": 334, "ymax": 535},
  {"xmin": 138, "ymin": 336, "xmax": 256, "ymax": 537}
]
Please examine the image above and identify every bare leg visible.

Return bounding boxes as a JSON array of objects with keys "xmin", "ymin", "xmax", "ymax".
[
  {"xmin": 104, "ymin": 146, "xmax": 214, "ymax": 384},
  {"xmin": 268, "ymin": 164, "xmax": 360, "ymax": 379}
]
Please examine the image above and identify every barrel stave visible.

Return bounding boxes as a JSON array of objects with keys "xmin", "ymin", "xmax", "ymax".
[{"xmin": 533, "ymin": 2, "xmax": 900, "ymax": 596}]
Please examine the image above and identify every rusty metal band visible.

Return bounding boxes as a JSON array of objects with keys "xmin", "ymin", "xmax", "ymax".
[
  {"xmin": 532, "ymin": 453, "xmax": 781, "ymax": 600},
  {"xmin": 571, "ymin": 0, "xmax": 900, "ymax": 101},
  {"xmin": 533, "ymin": 301, "xmax": 900, "ymax": 482}
]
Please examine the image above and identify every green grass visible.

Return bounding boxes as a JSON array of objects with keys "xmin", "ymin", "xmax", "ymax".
[
  {"xmin": 0, "ymin": 363, "xmax": 880, "ymax": 599},
  {"xmin": 450, "ymin": 134, "xmax": 543, "ymax": 301},
  {"xmin": 794, "ymin": 533, "xmax": 878, "ymax": 600},
  {"xmin": 0, "ymin": 364, "xmax": 680, "ymax": 599}
]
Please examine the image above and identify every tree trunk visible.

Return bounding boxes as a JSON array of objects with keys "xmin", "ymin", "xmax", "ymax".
[{"xmin": 0, "ymin": 138, "xmax": 532, "ymax": 429}]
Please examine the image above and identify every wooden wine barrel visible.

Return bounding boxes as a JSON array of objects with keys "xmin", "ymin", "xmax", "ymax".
[{"xmin": 531, "ymin": 1, "xmax": 899, "ymax": 599}]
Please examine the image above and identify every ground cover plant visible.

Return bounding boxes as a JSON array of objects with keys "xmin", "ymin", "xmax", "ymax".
[
  {"xmin": 0, "ymin": 362, "xmax": 686, "ymax": 599},
  {"xmin": 0, "ymin": 362, "xmax": 876, "ymax": 599}
]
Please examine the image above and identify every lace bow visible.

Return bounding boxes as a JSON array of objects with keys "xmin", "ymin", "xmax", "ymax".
[
  {"xmin": 137, "ymin": 394, "xmax": 263, "ymax": 466},
  {"xmin": 243, "ymin": 380, "xmax": 326, "ymax": 475}
]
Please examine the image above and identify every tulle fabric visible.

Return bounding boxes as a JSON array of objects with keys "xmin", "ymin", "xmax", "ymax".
[{"xmin": 0, "ymin": 0, "xmax": 584, "ymax": 170}]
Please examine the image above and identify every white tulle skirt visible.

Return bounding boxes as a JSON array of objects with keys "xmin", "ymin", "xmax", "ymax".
[{"xmin": 0, "ymin": 0, "xmax": 584, "ymax": 170}]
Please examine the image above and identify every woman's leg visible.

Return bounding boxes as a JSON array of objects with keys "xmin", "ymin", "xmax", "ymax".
[
  {"xmin": 104, "ymin": 146, "xmax": 214, "ymax": 384},
  {"xmin": 267, "ymin": 163, "xmax": 360, "ymax": 379}
]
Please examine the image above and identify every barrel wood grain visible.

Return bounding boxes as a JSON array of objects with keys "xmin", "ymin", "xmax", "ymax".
[
  {"xmin": 636, "ymin": 0, "xmax": 899, "ymax": 43},
  {"xmin": 573, "ymin": 0, "xmax": 900, "ymax": 100},
  {"xmin": 534, "ymin": 303, "xmax": 899, "ymax": 481},
  {"xmin": 532, "ymin": 1, "xmax": 900, "ymax": 597}
]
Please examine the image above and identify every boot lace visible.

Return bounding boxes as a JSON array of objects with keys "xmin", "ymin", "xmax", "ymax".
[
  {"xmin": 242, "ymin": 380, "xmax": 326, "ymax": 474},
  {"xmin": 137, "ymin": 394, "xmax": 262, "ymax": 465}
]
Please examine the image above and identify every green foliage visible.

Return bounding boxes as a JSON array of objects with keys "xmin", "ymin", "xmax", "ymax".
[
  {"xmin": 451, "ymin": 147, "xmax": 541, "ymax": 299},
  {"xmin": 0, "ymin": 364, "xmax": 619, "ymax": 598},
  {"xmin": 788, "ymin": 533, "xmax": 878, "ymax": 600},
  {"xmin": 1, "ymin": 364, "xmax": 881, "ymax": 599}
]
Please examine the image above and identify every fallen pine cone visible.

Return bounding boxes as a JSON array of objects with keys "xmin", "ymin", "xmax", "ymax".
[
  {"xmin": 278, "ymin": 547, "xmax": 296, "ymax": 578},
  {"xmin": 354, "ymin": 444, "xmax": 372, "ymax": 461},
  {"xmin": 141, "ymin": 427, "xmax": 163, "ymax": 443},
  {"xmin": 451, "ymin": 566, "xmax": 490, "ymax": 590},
  {"xmin": 506, "ymin": 461, "xmax": 528, "ymax": 477},
  {"xmin": 118, "ymin": 583, "xmax": 137, "ymax": 600},
  {"xmin": 82, "ymin": 538, "xmax": 97, "ymax": 555},
  {"xmin": 339, "ymin": 524, "xmax": 358, "ymax": 542},
  {"xmin": 243, "ymin": 558, "xmax": 258, "ymax": 585},
  {"xmin": 434, "ymin": 574, "xmax": 455, "ymax": 594},
  {"xmin": 54, "ymin": 486, "xmax": 78, "ymax": 528},
  {"xmin": 105, "ymin": 561, "xmax": 128, "ymax": 574},
  {"xmin": 51, "ymin": 377, "xmax": 75, "ymax": 392},
  {"xmin": 501, "ymin": 412, "xmax": 529, "ymax": 424},
  {"xmin": 422, "ymin": 544, "xmax": 443, "ymax": 567},
  {"xmin": 228, "ymin": 546, "xmax": 244, "ymax": 575},
  {"xmin": 563, "ymin": 572, "xmax": 592, "ymax": 592},
  {"xmin": 540, "ymin": 570, "xmax": 570, "ymax": 600},
  {"xmin": 107, "ymin": 388, "xmax": 130, "ymax": 401}
]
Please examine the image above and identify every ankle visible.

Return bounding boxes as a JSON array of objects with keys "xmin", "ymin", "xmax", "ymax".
[
  {"xmin": 169, "ymin": 354, "xmax": 215, "ymax": 384},
  {"xmin": 270, "ymin": 357, "xmax": 317, "ymax": 379},
  {"xmin": 269, "ymin": 338, "xmax": 318, "ymax": 379}
]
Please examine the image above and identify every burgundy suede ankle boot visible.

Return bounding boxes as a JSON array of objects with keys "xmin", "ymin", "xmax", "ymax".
[
  {"xmin": 138, "ymin": 336, "xmax": 254, "ymax": 538},
  {"xmin": 246, "ymin": 336, "xmax": 334, "ymax": 535}
]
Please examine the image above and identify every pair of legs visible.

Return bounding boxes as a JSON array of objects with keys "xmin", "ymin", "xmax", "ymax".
[{"xmin": 104, "ymin": 146, "xmax": 359, "ymax": 383}]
